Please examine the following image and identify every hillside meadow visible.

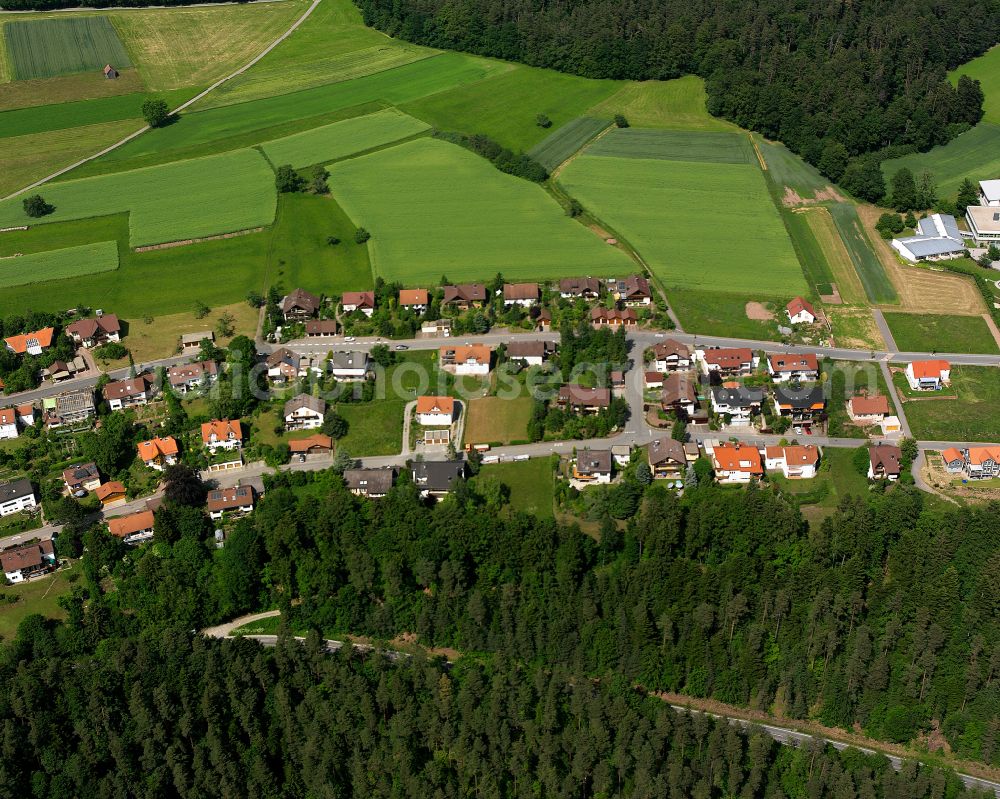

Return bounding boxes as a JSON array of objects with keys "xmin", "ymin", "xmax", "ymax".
[{"xmin": 0, "ymin": 240, "xmax": 118, "ymax": 288}]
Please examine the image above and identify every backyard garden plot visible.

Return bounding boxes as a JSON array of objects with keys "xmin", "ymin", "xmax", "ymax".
[
  {"xmin": 328, "ymin": 138, "xmax": 633, "ymax": 284},
  {"xmin": 4, "ymin": 17, "xmax": 131, "ymax": 80},
  {"xmin": 528, "ymin": 116, "xmax": 609, "ymax": 172},
  {"xmin": 0, "ymin": 148, "xmax": 276, "ymax": 247},
  {"xmin": 0, "ymin": 241, "xmax": 118, "ymax": 288},
  {"xmin": 260, "ymin": 109, "xmax": 429, "ymax": 168},
  {"xmin": 559, "ymin": 154, "xmax": 805, "ymax": 295},
  {"xmin": 585, "ymin": 129, "xmax": 752, "ymax": 164}
]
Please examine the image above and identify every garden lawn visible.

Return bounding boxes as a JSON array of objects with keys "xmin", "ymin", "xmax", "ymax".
[
  {"xmin": 668, "ymin": 289, "xmax": 781, "ymax": 339},
  {"xmin": 401, "ymin": 64, "xmax": 619, "ymax": 152},
  {"xmin": 473, "ymin": 459, "xmax": 555, "ymax": 519},
  {"xmin": 0, "ymin": 241, "xmax": 118, "ymax": 288},
  {"xmin": 894, "ymin": 365, "xmax": 1000, "ymax": 442},
  {"xmin": 0, "ymin": 148, "xmax": 276, "ymax": 247},
  {"xmin": 824, "ymin": 359, "xmax": 896, "ymax": 438},
  {"xmin": 586, "ymin": 128, "xmax": 752, "ymax": 164},
  {"xmin": 560, "ymin": 154, "xmax": 805, "ymax": 295},
  {"xmin": 334, "ymin": 400, "xmax": 405, "ymax": 456},
  {"xmin": 528, "ymin": 116, "xmax": 609, "ymax": 172},
  {"xmin": 827, "ymin": 203, "xmax": 897, "ymax": 304},
  {"xmin": 464, "ymin": 396, "xmax": 534, "ymax": 445},
  {"xmin": 328, "ymin": 138, "xmax": 632, "ymax": 284},
  {"xmin": 882, "ymin": 312, "xmax": 999, "ymax": 355},
  {"xmin": 0, "ymin": 565, "xmax": 74, "ymax": 642},
  {"xmin": 5, "ymin": 17, "xmax": 131, "ymax": 80},
  {"xmin": 588, "ymin": 76, "xmax": 733, "ymax": 131},
  {"xmin": 260, "ymin": 109, "xmax": 429, "ymax": 168}
]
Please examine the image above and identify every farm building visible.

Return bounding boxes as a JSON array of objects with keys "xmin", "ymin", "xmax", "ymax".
[
  {"xmin": 891, "ymin": 214, "xmax": 966, "ymax": 262},
  {"xmin": 103, "ymin": 64, "xmax": 119, "ymax": 79}
]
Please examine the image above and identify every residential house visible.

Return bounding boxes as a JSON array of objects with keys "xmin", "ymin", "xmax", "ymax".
[
  {"xmin": 767, "ymin": 353, "xmax": 819, "ymax": 383},
  {"xmin": 573, "ymin": 448, "xmax": 613, "ymax": 483},
  {"xmin": 421, "ymin": 319, "xmax": 452, "ymax": 337},
  {"xmin": 328, "ymin": 351, "xmax": 370, "ymax": 381},
  {"xmin": 785, "ymin": 297, "xmax": 816, "ymax": 325},
  {"xmin": 764, "ymin": 445, "xmax": 821, "ymax": 479},
  {"xmin": 440, "ymin": 345, "xmax": 492, "ymax": 376},
  {"xmin": 661, "ymin": 373, "xmax": 698, "ymax": 419},
  {"xmin": 905, "ymin": 360, "xmax": 951, "ymax": 391},
  {"xmin": 341, "ymin": 291, "xmax": 375, "ymax": 317},
  {"xmin": 965, "ymin": 205, "xmax": 1000, "ymax": 244},
  {"xmin": 41, "ymin": 356, "xmax": 86, "ymax": 382},
  {"xmin": 0, "ymin": 407, "xmax": 17, "ymax": 440},
  {"xmin": 412, "ymin": 460, "xmax": 466, "ymax": 497},
  {"xmin": 284, "ymin": 394, "xmax": 326, "ymax": 430},
  {"xmin": 289, "ymin": 434, "xmax": 333, "ymax": 458},
  {"xmin": 647, "ymin": 438, "xmax": 686, "ymax": 480},
  {"xmin": 168, "ymin": 360, "xmax": 218, "ymax": 394},
  {"xmin": 65, "ymin": 314, "xmax": 121, "ymax": 348},
  {"xmin": 108, "ymin": 510, "xmax": 155, "ymax": 544},
  {"xmin": 773, "ymin": 385, "xmax": 826, "ymax": 424},
  {"xmin": 0, "ymin": 479, "xmax": 37, "ymax": 517},
  {"xmin": 710, "ymin": 386, "xmax": 764, "ymax": 426},
  {"xmin": 848, "ymin": 394, "xmax": 890, "ymax": 424},
  {"xmin": 305, "ymin": 320, "xmax": 338, "ymax": 337},
  {"xmin": 942, "ymin": 447, "xmax": 966, "ymax": 474},
  {"xmin": 953, "ymin": 446, "xmax": 1000, "ymax": 480},
  {"xmin": 62, "ymin": 462, "xmax": 101, "ymax": 494},
  {"xmin": 4, "ymin": 327, "xmax": 54, "ymax": 356},
  {"xmin": 344, "ymin": 467, "xmax": 396, "ymax": 498},
  {"xmin": 711, "ymin": 443, "xmax": 764, "ymax": 484},
  {"xmin": 103, "ymin": 374, "xmax": 155, "ymax": 411},
  {"xmin": 503, "ymin": 283, "xmax": 540, "ymax": 307},
  {"xmin": 16, "ymin": 403, "xmax": 34, "ymax": 427},
  {"xmin": 558, "ymin": 384, "xmax": 610, "ymax": 413},
  {"xmin": 699, "ymin": 348, "xmax": 758, "ymax": 377},
  {"xmin": 44, "ymin": 390, "xmax": 95, "ymax": 430},
  {"xmin": 266, "ymin": 348, "xmax": 300, "ymax": 384},
  {"xmin": 868, "ymin": 444, "xmax": 902, "ymax": 481},
  {"xmin": 2, "ymin": 539, "xmax": 55, "ymax": 584},
  {"xmin": 590, "ymin": 307, "xmax": 637, "ymax": 329},
  {"xmin": 137, "ymin": 437, "xmax": 179, "ymax": 471},
  {"xmin": 207, "ymin": 486, "xmax": 255, "ymax": 520},
  {"xmin": 559, "ymin": 277, "xmax": 601, "ymax": 299},
  {"xmin": 506, "ymin": 340, "xmax": 552, "ymax": 365},
  {"xmin": 201, "ymin": 419, "xmax": 243, "ymax": 451},
  {"xmin": 399, "ymin": 289, "xmax": 429, "ymax": 313},
  {"xmin": 180, "ymin": 331, "xmax": 214, "ymax": 352},
  {"xmin": 95, "ymin": 481, "xmax": 127, "ymax": 507},
  {"xmin": 650, "ymin": 340, "xmax": 691, "ymax": 372},
  {"xmin": 281, "ymin": 288, "xmax": 321, "ymax": 321},
  {"xmin": 416, "ymin": 396, "xmax": 454, "ymax": 426},
  {"xmin": 644, "ymin": 371, "xmax": 664, "ymax": 389},
  {"xmin": 611, "ymin": 445, "xmax": 632, "ymax": 467},
  {"xmin": 442, "ymin": 283, "xmax": 486, "ymax": 309},
  {"xmin": 613, "ymin": 275, "xmax": 652, "ymax": 306}
]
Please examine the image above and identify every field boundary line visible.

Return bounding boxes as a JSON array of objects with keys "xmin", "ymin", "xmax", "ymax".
[
  {"xmin": 748, "ymin": 132, "xmax": 766, "ymax": 171},
  {"xmin": 0, "ymin": 0, "xmax": 322, "ymax": 202}
]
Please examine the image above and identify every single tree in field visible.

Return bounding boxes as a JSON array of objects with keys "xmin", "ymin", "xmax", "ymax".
[
  {"xmin": 311, "ymin": 165, "xmax": 330, "ymax": 194},
  {"xmin": 216, "ymin": 311, "xmax": 235, "ymax": 338},
  {"xmin": 567, "ymin": 199, "xmax": 583, "ymax": 218},
  {"xmin": 354, "ymin": 227, "xmax": 371, "ymax": 244},
  {"xmin": 614, "ymin": 114, "xmax": 629, "ymax": 128},
  {"xmin": 22, "ymin": 194, "xmax": 53, "ymax": 218},
  {"xmin": 141, "ymin": 99, "xmax": 170, "ymax": 128},
  {"xmin": 326, "ymin": 235, "xmax": 340, "ymax": 246},
  {"xmin": 275, "ymin": 165, "xmax": 304, "ymax": 193},
  {"xmin": 536, "ymin": 113, "xmax": 552, "ymax": 128}
]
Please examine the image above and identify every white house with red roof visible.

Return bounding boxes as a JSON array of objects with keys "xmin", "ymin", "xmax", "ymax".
[
  {"xmin": 905, "ymin": 360, "xmax": 950, "ymax": 391},
  {"xmin": 0, "ymin": 407, "xmax": 18, "ymax": 440},
  {"xmin": 785, "ymin": 297, "xmax": 816, "ymax": 325}
]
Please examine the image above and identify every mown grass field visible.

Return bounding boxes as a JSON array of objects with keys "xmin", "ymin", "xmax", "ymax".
[
  {"xmin": 588, "ymin": 76, "xmax": 733, "ymax": 131},
  {"xmin": 586, "ymin": 128, "xmax": 752, "ymax": 163},
  {"xmin": 473, "ymin": 459, "xmax": 555, "ymax": 518},
  {"xmin": 0, "ymin": 240, "xmax": 118, "ymax": 288},
  {"xmin": 753, "ymin": 135, "xmax": 831, "ymax": 198},
  {"xmin": 0, "ymin": 148, "xmax": 276, "ymax": 247},
  {"xmin": 780, "ymin": 208, "xmax": 836, "ymax": 296},
  {"xmin": 560, "ymin": 153, "xmax": 805, "ymax": 295},
  {"xmin": 828, "ymin": 203, "xmax": 897, "ymax": 304},
  {"xmin": 465, "ymin": 396, "xmax": 533, "ymax": 445},
  {"xmin": 400, "ymin": 64, "xmax": 618, "ymax": 151},
  {"xmin": 260, "ymin": 109, "xmax": 429, "ymax": 168},
  {"xmin": 827, "ymin": 307, "xmax": 885, "ymax": 350},
  {"xmin": 796, "ymin": 207, "xmax": 867, "ymax": 304},
  {"xmin": 329, "ymin": 138, "xmax": 632, "ymax": 284},
  {"xmin": 950, "ymin": 45, "xmax": 1000, "ymax": 125},
  {"xmin": 668, "ymin": 289, "xmax": 781, "ymax": 339},
  {"xmin": 882, "ymin": 312, "xmax": 999, "ymax": 355},
  {"xmin": 5, "ymin": 17, "xmax": 131, "ymax": 80},
  {"xmin": 894, "ymin": 365, "xmax": 1000, "ymax": 442},
  {"xmin": 0, "ymin": 67, "xmax": 143, "ymax": 112},
  {"xmin": 528, "ymin": 116, "xmax": 608, "ymax": 172}
]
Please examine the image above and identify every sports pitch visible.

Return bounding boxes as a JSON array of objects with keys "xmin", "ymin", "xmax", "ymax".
[
  {"xmin": 328, "ymin": 138, "xmax": 633, "ymax": 284},
  {"xmin": 0, "ymin": 240, "xmax": 118, "ymax": 288},
  {"xmin": 4, "ymin": 17, "xmax": 131, "ymax": 80}
]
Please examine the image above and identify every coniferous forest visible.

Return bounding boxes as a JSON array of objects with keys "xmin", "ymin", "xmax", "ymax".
[
  {"xmin": 355, "ymin": 0, "xmax": 1000, "ymax": 199},
  {"xmin": 5, "ymin": 465, "xmax": 1000, "ymax": 795}
]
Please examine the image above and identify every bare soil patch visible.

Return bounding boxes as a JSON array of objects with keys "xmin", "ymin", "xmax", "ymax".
[
  {"xmin": 745, "ymin": 301, "xmax": 774, "ymax": 321},
  {"xmin": 819, "ymin": 283, "xmax": 842, "ymax": 304},
  {"xmin": 781, "ymin": 185, "xmax": 847, "ymax": 206}
]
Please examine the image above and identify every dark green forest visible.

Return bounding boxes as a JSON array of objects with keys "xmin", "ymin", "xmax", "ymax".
[{"xmin": 355, "ymin": 0, "xmax": 1000, "ymax": 200}]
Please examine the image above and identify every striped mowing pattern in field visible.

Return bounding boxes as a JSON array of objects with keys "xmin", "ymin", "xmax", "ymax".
[
  {"xmin": 0, "ymin": 241, "xmax": 118, "ymax": 288},
  {"xmin": 5, "ymin": 17, "xmax": 131, "ymax": 80},
  {"xmin": 260, "ymin": 109, "xmax": 429, "ymax": 169},
  {"xmin": 528, "ymin": 117, "xmax": 609, "ymax": 172},
  {"xmin": 827, "ymin": 203, "xmax": 897, "ymax": 304},
  {"xmin": 585, "ymin": 129, "xmax": 753, "ymax": 164}
]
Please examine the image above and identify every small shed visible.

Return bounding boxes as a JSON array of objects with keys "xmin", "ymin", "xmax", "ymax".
[{"xmin": 103, "ymin": 64, "xmax": 119, "ymax": 80}]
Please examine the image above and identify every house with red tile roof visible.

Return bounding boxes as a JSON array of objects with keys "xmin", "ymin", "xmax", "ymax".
[
  {"xmin": 201, "ymin": 419, "xmax": 243, "ymax": 452},
  {"xmin": 137, "ymin": 437, "xmax": 179, "ymax": 471},
  {"xmin": 399, "ymin": 289, "xmax": 429, "ymax": 312},
  {"xmin": 905, "ymin": 360, "xmax": 951, "ymax": 390},
  {"xmin": 763, "ymin": 445, "xmax": 821, "ymax": 479},
  {"xmin": 65, "ymin": 314, "xmax": 121, "ymax": 348},
  {"xmin": 766, "ymin": 353, "xmax": 819, "ymax": 383},
  {"xmin": 711, "ymin": 443, "xmax": 763, "ymax": 484},
  {"xmin": 342, "ymin": 291, "xmax": 375, "ymax": 317},
  {"xmin": 416, "ymin": 396, "xmax": 455, "ymax": 425},
  {"xmin": 108, "ymin": 510, "xmax": 155, "ymax": 544},
  {"xmin": 4, "ymin": 327, "xmax": 54, "ymax": 356},
  {"xmin": 848, "ymin": 394, "xmax": 890, "ymax": 423},
  {"xmin": 698, "ymin": 347, "xmax": 758, "ymax": 376},
  {"xmin": 785, "ymin": 297, "xmax": 816, "ymax": 325}
]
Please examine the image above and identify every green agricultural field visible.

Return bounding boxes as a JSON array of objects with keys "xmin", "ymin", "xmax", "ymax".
[
  {"xmin": 401, "ymin": 64, "xmax": 618, "ymax": 151},
  {"xmin": 0, "ymin": 241, "xmax": 118, "ymax": 288},
  {"xmin": 668, "ymin": 289, "xmax": 782, "ymax": 339},
  {"xmin": 5, "ymin": 17, "xmax": 131, "ymax": 80},
  {"xmin": 588, "ymin": 76, "xmax": 733, "ymax": 131},
  {"xmin": 560, "ymin": 155, "xmax": 805, "ymax": 295},
  {"xmin": 0, "ymin": 148, "xmax": 276, "ymax": 247},
  {"xmin": 328, "ymin": 138, "xmax": 632, "ymax": 284},
  {"xmin": 880, "ymin": 123, "xmax": 1000, "ymax": 200},
  {"xmin": 472, "ymin": 459, "xmax": 555, "ymax": 518},
  {"xmin": 260, "ymin": 109, "xmax": 429, "ymax": 168},
  {"xmin": 894, "ymin": 365, "xmax": 1000, "ymax": 442},
  {"xmin": 827, "ymin": 203, "xmax": 897, "ymax": 304},
  {"xmin": 882, "ymin": 312, "xmax": 999, "ymax": 355},
  {"xmin": 0, "ymin": 68, "xmax": 144, "ymax": 113},
  {"xmin": 780, "ymin": 208, "xmax": 836, "ymax": 296},
  {"xmin": 753, "ymin": 135, "xmax": 831, "ymax": 199},
  {"xmin": 528, "ymin": 116, "xmax": 609, "ymax": 172},
  {"xmin": 586, "ymin": 128, "xmax": 752, "ymax": 164},
  {"xmin": 950, "ymin": 45, "xmax": 1000, "ymax": 125}
]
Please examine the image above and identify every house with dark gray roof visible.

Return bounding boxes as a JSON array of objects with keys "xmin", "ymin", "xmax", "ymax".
[
  {"xmin": 344, "ymin": 467, "xmax": 396, "ymax": 498},
  {"xmin": 412, "ymin": 460, "xmax": 466, "ymax": 497}
]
